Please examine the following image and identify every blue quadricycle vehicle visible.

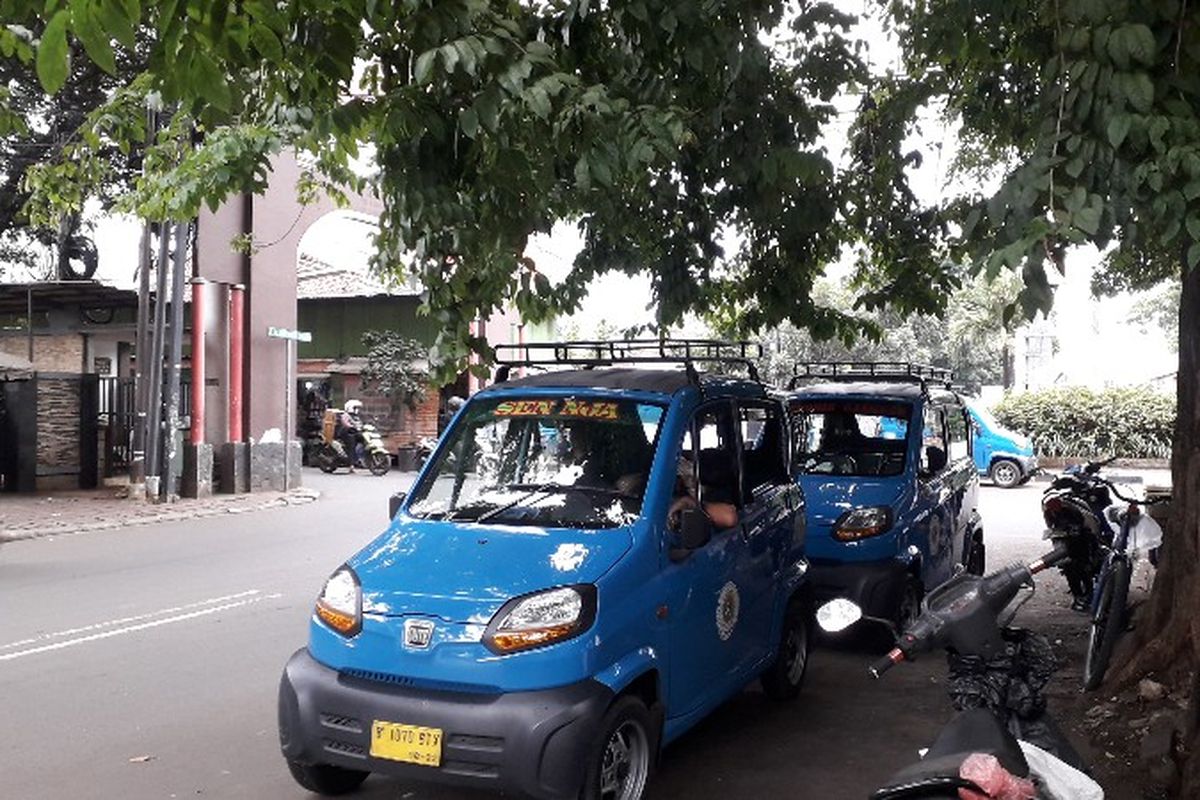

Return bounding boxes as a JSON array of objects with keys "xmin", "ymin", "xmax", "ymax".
[
  {"xmin": 785, "ymin": 363, "xmax": 984, "ymax": 631},
  {"xmin": 965, "ymin": 401, "xmax": 1038, "ymax": 489},
  {"xmin": 278, "ymin": 340, "xmax": 810, "ymax": 800}
]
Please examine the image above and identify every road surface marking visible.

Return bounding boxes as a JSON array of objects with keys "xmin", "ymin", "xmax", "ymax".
[{"xmin": 0, "ymin": 591, "xmax": 283, "ymax": 662}]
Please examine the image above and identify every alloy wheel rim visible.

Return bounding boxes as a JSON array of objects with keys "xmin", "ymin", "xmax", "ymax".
[
  {"xmin": 994, "ymin": 462, "xmax": 1018, "ymax": 485},
  {"xmin": 599, "ymin": 720, "xmax": 649, "ymax": 800}
]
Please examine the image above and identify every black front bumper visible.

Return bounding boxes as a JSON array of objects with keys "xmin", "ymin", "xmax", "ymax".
[
  {"xmin": 278, "ymin": 649, "xmax": 613, "ymax": 800},
  {"xmin": 807, "ymin": 558, "xmax": 910, "ymax": 622}
]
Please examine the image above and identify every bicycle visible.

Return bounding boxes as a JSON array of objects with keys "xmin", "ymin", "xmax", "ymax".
[{"xmin": 1043, "ymin": 459, "xmax": 1171, "ymax": 690}]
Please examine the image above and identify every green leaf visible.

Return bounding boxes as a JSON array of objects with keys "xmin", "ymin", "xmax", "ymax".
[
  {"xmin": 1126, "ymin": 24, "xmax": 1157, "ymax": 65},
  {"xmin": 250, "ymin": 24, "xmax": 283, "ymax": 61},
  {"xmin": 1125, "ymin": 72, "xmax": 1154, "ymax": 112},
  {"xmin": 454, "ymin": 39, "xmax": 477, "ymax": 75},
  {"xmin": 1184, "ymin": 181, "xmax": 1200, "ymax": 202},
  {"xmin": 1075, "ymin": 203, "xmax": 1102, "ymax": 235},
  {"xmin": 414, "ymin": 49, "xmax": 436, "ymax": 84},
  {"xmin": 35, "ymin": 11, "xmax": 70, "ymax": 93},
  {"xmin": 459, "ymin": 106, "xmax": 478, "ymax": 139},
  {"xmin": 97, "ymin": 0, "xmax": 136, "ymax": 48},
  {"xmin": 574, "ymin": 154, "xmax": 591, "ymax": 190},
  {"xmin": 476, "ymin": 86, "xmax": 500, "ymax": 132},
  {"xmin": 525, "ymin": 86, "xmax": 550, "ymax": 119},
  {"xmin": 1107, "ymin": 114, "xmax": 1131, "ymax": 148},
  {"xmin": 440, "ymin": 43, "xmax": 459, "ymax": 73},
  {"xmin": 1187, "ymin": 212, "xmax": 1200, "ymax": 243},
  {"xmin": 192, "ymin": 49, "xmax": 231, "ymax": 111}
]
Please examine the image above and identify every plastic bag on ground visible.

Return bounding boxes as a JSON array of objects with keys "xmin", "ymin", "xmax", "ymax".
[{"xmin": 1018, "ymin": 740, "xmax": 1105, "ymax": 800}]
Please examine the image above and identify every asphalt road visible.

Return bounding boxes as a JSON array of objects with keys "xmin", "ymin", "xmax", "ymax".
[{"xmin": 0, "ymin": 473, "xmax": 1052, "ymax": 800}]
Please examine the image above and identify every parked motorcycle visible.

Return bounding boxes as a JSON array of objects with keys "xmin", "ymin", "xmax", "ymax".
[
  {"xmin": 315, "ymin": 422, "xmax": 391, "ymax": 476},
  {"xmin": 817, "ymin": 543, "xmax": 1104, "ymax": 799},
  {"xmin": 1041, "ymin": 458, "xmax": 1167, "ymax": 689}
]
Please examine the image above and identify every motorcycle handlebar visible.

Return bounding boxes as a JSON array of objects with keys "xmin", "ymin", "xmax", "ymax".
[{"xmin": 870, "ymin": 649, "xmax": 905, "ymax": 679}]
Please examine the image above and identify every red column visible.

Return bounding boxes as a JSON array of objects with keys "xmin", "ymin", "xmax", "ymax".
[
  {"xmin": 190, "ymin": 278, "xmax": 207, "ymax": 445},
  {"xmin": 229, "ymin": 283, "xmax": 245, "ymax": 442}
]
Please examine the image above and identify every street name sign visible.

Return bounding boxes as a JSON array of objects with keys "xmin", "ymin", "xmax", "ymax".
[{"xmin": 267, "ymin": 326, "xmax": 312, "ymax": 342}]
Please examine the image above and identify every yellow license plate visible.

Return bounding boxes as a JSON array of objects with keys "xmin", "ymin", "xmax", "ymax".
[{"xmin": 369, "ymin": 721, "xmax": 443, "ymax": 767}]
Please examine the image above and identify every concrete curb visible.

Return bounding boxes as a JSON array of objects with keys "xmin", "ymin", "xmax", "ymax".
[{"xmin": 0, "ymin": 487, "xmax": 321, "ymax": 543}]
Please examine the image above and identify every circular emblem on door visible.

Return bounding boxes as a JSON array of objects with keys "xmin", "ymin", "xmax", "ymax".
[{"xmin": 716, "ymin": 581, "xmax": 740, "ymax": 641}]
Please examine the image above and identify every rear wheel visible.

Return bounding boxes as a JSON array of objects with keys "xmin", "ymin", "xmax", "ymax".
[
  {"xmin": 580, "ymin": 696, "xmax": 653, "ymax": 800},
  {"xmin": 316, "ymin": 448, "xmax": 339, "ymax": 474},
  {"xmin": 761, "ymin": 602, "xmax": 810, "ymax": 700},
  {"xmin": 368, "ymin": 451, "xmax": 391, "ymax": 476},
  {"xmin": 966, "ymin": 533, "xmax": 986, "ymax": 576},
  {"xmin": 1083, "ymin": 560, "xmax": 1131, "ymax": 691},
  {"xmin": 285, "ymin": 760, "xmax": 368, "ymax": 796},
  {"xmin": 989, "ymin": 458, "xmax": 1022, "ymax": 489}
]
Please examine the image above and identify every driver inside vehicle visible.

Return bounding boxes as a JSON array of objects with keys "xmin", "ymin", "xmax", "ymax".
[{"xmin": 668, "ymin": 452, "xmax": 738, "ymax": 531}]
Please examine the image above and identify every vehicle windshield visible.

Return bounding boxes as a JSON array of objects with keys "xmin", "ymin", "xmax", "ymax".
[
  {"xmin": 789, "ymin": 399, "xmax": 912, "ymax": 477},
  {"xmin": 408, "ymin": 396, "xmax": 667, "ymax": 529},
  {"xmin": 969, "ymin": 403, "xmax": 1000, "ymax": 431}
]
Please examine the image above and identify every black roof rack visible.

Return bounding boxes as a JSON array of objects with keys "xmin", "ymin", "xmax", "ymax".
[
  {"xmin": 789, "ymin": 362, "xmax": 953, "ymax": 392},
  {"xmin": 494, "ymin": 339, "xmax": 763, "ymax": 384}
]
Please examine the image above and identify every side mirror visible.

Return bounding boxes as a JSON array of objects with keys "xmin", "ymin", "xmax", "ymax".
[
  {"xmin": 923, "ymin": 446, "xmax": 947, "ymax": 474},
  {"xmin": 669, "ymin": 507, "xmax": 712, "ymax": 561},
  {"xmin": 388, "ymin": 491, "xmax": 407, "ymax": 519}
]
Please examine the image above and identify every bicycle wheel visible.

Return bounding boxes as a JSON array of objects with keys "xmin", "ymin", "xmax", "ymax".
[{"xmin": 1083, "ymin": 559, "xmax": 1131, "ymax": 691}]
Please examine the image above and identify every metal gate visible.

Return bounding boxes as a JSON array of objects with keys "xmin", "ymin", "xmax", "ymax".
[{"xmin": 98, "ymin": 376, "xmax": 135, "ymax": 477}]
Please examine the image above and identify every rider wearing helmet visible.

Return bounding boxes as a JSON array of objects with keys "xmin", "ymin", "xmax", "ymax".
[{"xmin": 336, "ymin": 400, "xmax": 365, "ymax": 470}]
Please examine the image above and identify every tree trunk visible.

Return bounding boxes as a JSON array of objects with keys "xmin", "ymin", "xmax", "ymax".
[{"xmin": 1112, "ymin": 255, "xmax": 1200, "ymax": 796}]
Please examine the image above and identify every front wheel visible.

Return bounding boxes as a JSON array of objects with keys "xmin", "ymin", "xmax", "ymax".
[
  {"xmin": 367, "ymin": 451, "xmax": 391, "ymax": 476},
  {"xmin": 579, "ymin": 696, "xmax": 654, "ymax": 800},
  {"xmin": 761, "ymin": 603, "xmax": 810, "ymax": 701},
  {"xmin": 1083, "ymin": 560, "xmax": 1131, "ymax": 691},
  {"xmin": 285, "ymin": 760, "xmax": 368, "ymax": 795},
  {"xmin": 989, "ymin": 458, "xmax": 1022, "ymax": 489}
]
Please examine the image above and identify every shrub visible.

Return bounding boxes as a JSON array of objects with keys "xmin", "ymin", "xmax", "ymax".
[{"xmin": 992, "ymin": 387, "xmax": 1175, "ymax": 459}]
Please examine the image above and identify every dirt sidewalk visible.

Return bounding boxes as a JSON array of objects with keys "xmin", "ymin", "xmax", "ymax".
[{"xmin": 0, "ymin": 485, "xmax": 320, "ymax": 542}]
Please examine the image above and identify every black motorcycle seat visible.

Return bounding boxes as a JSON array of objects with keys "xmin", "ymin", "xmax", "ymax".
[{"xmin": 871, "ymin": 709, "xmax": 1030, "ymax": 799}]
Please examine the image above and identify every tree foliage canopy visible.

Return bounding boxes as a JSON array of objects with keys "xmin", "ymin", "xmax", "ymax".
[
  {"xmin": 3, "ymin": 0, "xmax": 954, "ymax": 371},
  {"xmin": 883, "ymin": 0, "xmax": 1200, "ymax": 308}
]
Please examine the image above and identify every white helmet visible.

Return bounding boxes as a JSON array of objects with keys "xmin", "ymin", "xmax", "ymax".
[{"xmin": 345, "ymin": 399, "xmax": 363, "ymax": 414}]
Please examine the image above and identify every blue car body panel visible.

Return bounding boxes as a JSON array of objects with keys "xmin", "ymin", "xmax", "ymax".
[{"xmin": 966, "ymin": 402, "xmax": 1038, "ymax": 480}]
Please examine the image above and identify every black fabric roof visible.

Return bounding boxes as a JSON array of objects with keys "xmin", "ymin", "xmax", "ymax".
[{"xmin": 0, "ymin": 282, "xmax": 139, "ymax": 315}]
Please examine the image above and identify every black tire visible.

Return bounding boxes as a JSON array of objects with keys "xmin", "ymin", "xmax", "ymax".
[
  {"xmin": 989, "ymin": 458, "xmax": 1022, "ymax": 489},
  {"xmin": 1083, "ymin": 560, "xmax": 1131, "ymax": 691},
  {"xmin": 966, "ymin": 534, "xmax": 986, "ymax": 576},
  {"xmin": 896, "ymin": 577, "xmax": 923, "ymax": 632},
  {"xmin": 368, "ymin": 451, "xmax": 391, "ymax": 476},
  {"xmin": 579, "ymin": 696, "xmax": 654, "ymax": 800},
  {"xmin": 761, "ymin": 602, "xmax": 811, "ymax": 700},
  {"xmin": 285, "ymin": 760, "xmax": 368, "ymax": 796}
]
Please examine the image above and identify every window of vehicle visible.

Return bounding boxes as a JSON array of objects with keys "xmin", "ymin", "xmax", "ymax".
[
  {"xmin": 408, "ymin": 396, "xmax": 665, "ymax": 529},
  {"xmin": 944, "ymin": 405, "xmax": 970, "ymax": 461},
  {"xmin": 789, "ymin": 400, "xmax": 911, "ymax": 477},
  {"xmin": 679, "ymin": 402, "xmax": 741, "ymax": 509},
  {"xmin": 739, "ymin": 403, "xmax": 788, "ymax": 495},
  {"xmin": 920, "ymin": 405, "xmax": 946, "ymax": 474}
]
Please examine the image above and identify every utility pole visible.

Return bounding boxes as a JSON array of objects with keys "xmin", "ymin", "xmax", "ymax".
[
  {"xmin": 131, "ymin": 107, "xmax": 157, "ymax": 489},
  {"xmin": 162, "ymin": 221, "xmax": 188, "ymax": 500},
  {"xmin": 144, "ymin": 227, "xmax": 169, "ymax": 498}
]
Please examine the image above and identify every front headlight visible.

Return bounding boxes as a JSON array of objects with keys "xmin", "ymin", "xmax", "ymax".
[
  {"xmin": 483, "ymin": 585, "xmax": 597, "ymax": 654},
  {"xmin": 833, "ymin": 507, "xmax": 893, "ymax": 542},
  {"xmin": 315, "ymin": 566, "xmax": 362, "ymax": 637}
]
